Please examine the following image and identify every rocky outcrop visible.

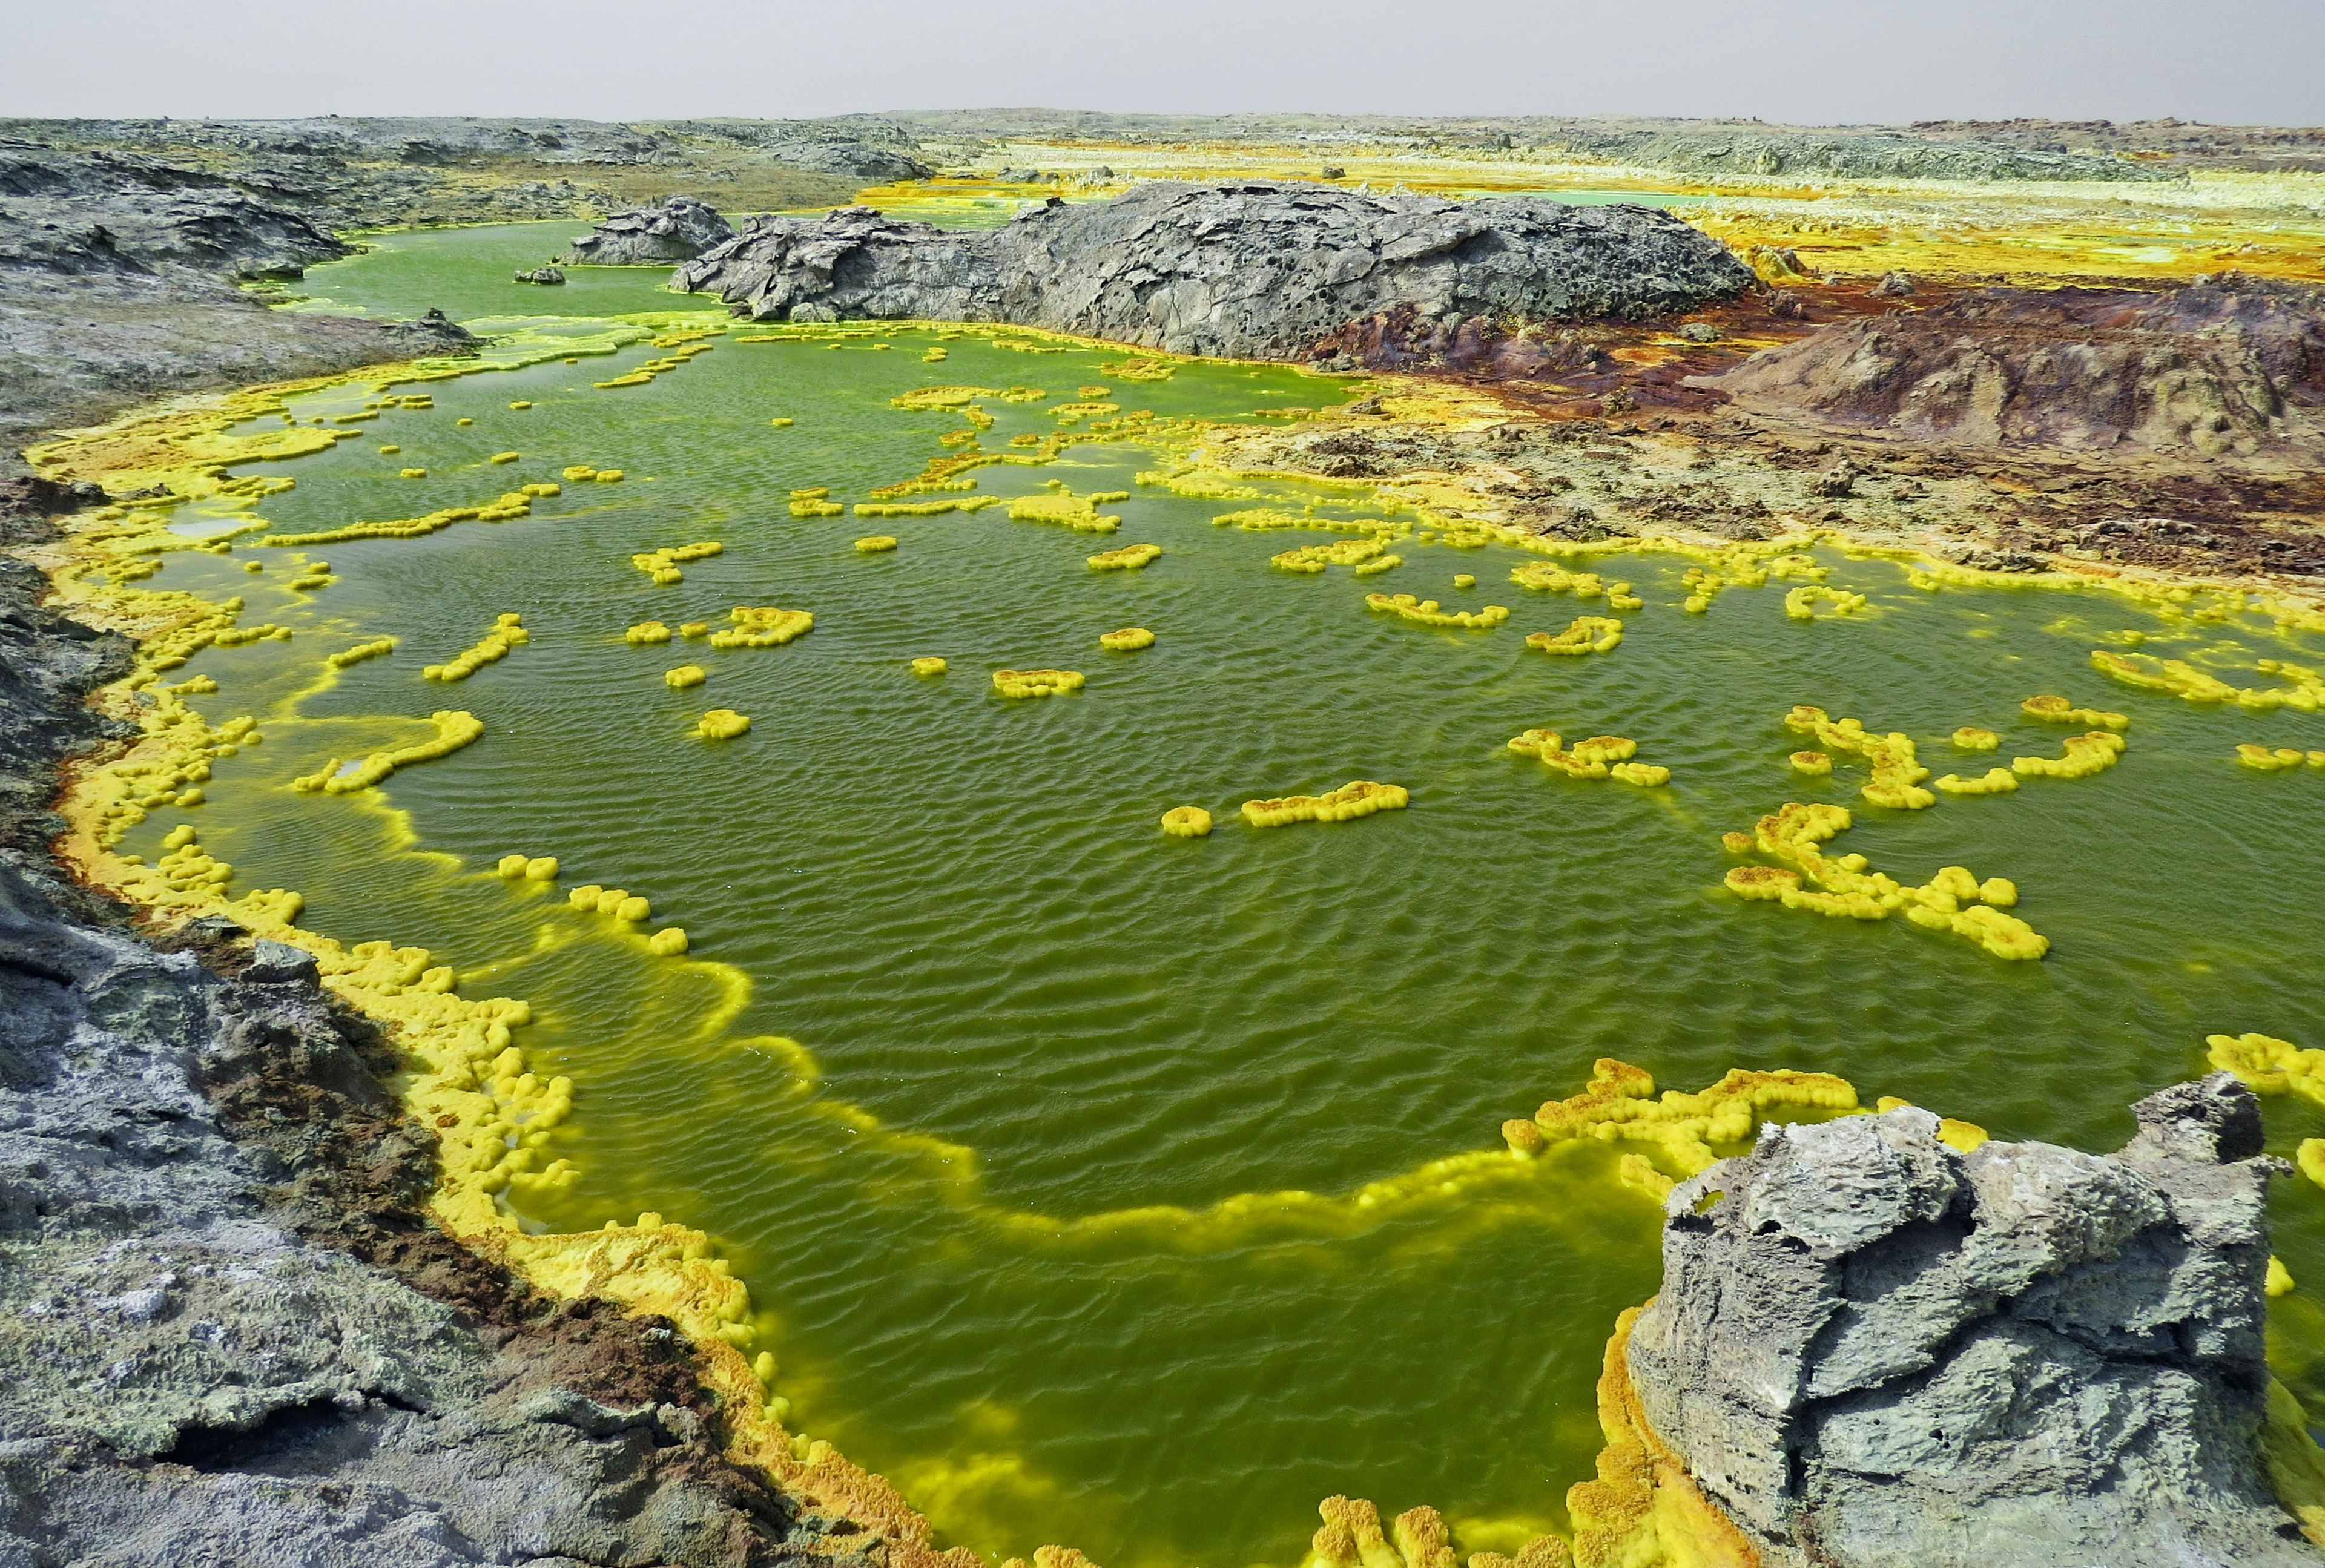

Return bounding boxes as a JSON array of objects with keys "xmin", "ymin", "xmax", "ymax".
[
  {"xmin": 561, "ymin": 195, "xmax": 736, "ymax": 265},
  {"xmin": 1703, "ymin": 274, "xmax": 2325, "ymax": 458},
  {"xmin": 674, "ymin": 181, "xmax": 1755, "ymax": 358},
  {"xmin": 1544, "ymin": 127, "xmax": 2174, "ymax": 183},
  {"xmin": 1626, "ymin": 1081, "xmax": 2319, "ymax": 1567}
]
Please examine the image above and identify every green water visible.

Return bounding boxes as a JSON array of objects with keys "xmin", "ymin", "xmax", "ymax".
[{"xmin": 143, "ymin": 226, "xmax": 2325, "ymax": 1568}]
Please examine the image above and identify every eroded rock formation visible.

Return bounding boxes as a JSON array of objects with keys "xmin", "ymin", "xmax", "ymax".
[
  {"xmin": 1626, "ymin": 1080, "xmax": 2319, "ymax": 1566},
  {"xmin": 561, "ymin": 194, "xmax": 736, "ymax": 265},
  {"xmin": 673, "ymin": 181, "xmax": 1755, "ymax": 358}
]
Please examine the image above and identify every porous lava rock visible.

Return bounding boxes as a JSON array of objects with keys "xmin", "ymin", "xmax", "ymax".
[
  {"xmin": 561, "ymin": 194, "xmax": 736, "ymax": 265},
  {"xmin": 1706, "ymin": 273, "xmax": 2325, "ymax": 458},
  {"xmin": 674, "ymin": 180, "xmax": 1755, "ymax": 358},
  {"xmin": 1627, "ymin": 1080, "xmax": 2318, "ymax": 1566}
]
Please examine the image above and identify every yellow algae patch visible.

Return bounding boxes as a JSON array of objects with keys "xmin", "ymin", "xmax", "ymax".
[
  {"xmin": 856, "ymin": 498, "xmax": 997, "ymax": 518},
  {"xmin": 490, "ymin": 451, "xmax": 521, "ymax": 464},
  {"xmin": 631, "ymin": 541, "xmax": 722, "ymax": 586},
  {"xmin": 2023, "ymin": 693, "xmax": 2129, "ymax": 730},
  {"xmin": 1784, "ymin": 705, "xmax": 1932, "ymax": 809},
  {"xmin": 1099, "ymin": 627, "xmax": 1155, "ymax": 651},
  {"xmin": 1161, "ymin": 806, "xmax": 1213, "ymax": 838},
  {"xmin": 789, "ymin": 487, "xmax": 846, "ymax": 518},
  {"xmin": 379, "ymin": 444, "xmax": 401, "ymax": 455},
  {"xmin": 1506, "ymin": 1058, "xmax": 1858, "ymax": 1188},
  {"xmin": 1086, "ymin": 542, "xmax": 1161, "ymax": 571},
  {"xmin": 1138, "ymin": 468, "xmax": 1261, "ymax": 501},
  {"xmin": 626, "ymin": 621, "xmax": 673, "ymax": 645},
  {"xmin": 1215, "ymin": 507, "xmax": 1402, "ymax": 538},
  {"xmin": 1526, "ymin": 616, "xmax": 1624, "ymax": 656},
  {"xmin": 1273, "ymin": 538, "xmax": 1387, "ymax": 573},
  {"xmin": 1784, "ymin": 584, "xmax": 1870, "ymax": 621},
  {"xmin": 1509, "ymin": 730, "xmax": 1669, "ymax": 785},
  {"xmin": 326, "ymin": 637, "xmax": 396, "ymax": 669},
  {"xmin": 1100, "ymin": 356, "xmax": 1175, "ymax": 381},
  {"xmin": 648, "ymin": 927, "xmax": 690, "ymax": 956},
  {"xmin": 694, "ymin": 709, "xmax": 751, "ymax": 739},
  {"xmin": 1242, "ymin": 780, "xmax": 1408, "ymax": 827},
  {"xmin": 1367, "ymin": 592, "xmax": 1508, "ymax": 629},
  {"xmin": 1510, "ymin": 562, "xmax": 1608, "ymax": 599},
  {"xmin": 854, "ymin": 535, "xmax": 899, "ymax": 552},
  {"xmin": 1049, "ymin": 401, "xmax": 1120, "ymax": 418},
  {"xmin": 1790, "ymin": 751, "xmax": 1832, "ymax": 776},
  {"xmin": 710, "ymin": 607, "xmax": 814, "ymax": 648},
  {"xmin": 992, "ymin": 668, "xmax": 1084, "ymax": 699},
  {"xmin": 665, "ymin": 665, "xmax": 707, "ymax": 690},
  {"xmin": 1007, "ymin": 491, "xmax": 1120, "ymax": 534},
  {"xmin": 910, "ymin": 657, "xmax": 948, "ymax": 677},
  {"xmin": 398, "ymin": 467, "xmax": 428, "ymax": 479},
  {"xmin": 2011, "ymin": 730, "xmax": 2126, "ymax": 780},
  {"xmin": 492, "ymin": 854, "xmax": 560, "ymax": 881},
  {"xmin": 1724, "ymin": 800, "xmax": 2046, "ymax": 960},
  {"xmin": 423, "ymin": 613, "xmax": 528, "ymax": 682},
  {"xmin": 770, "ymin": 416, "xmax": 796, "ymax": 426},
  {"xmin": 291, "ymin": 710, "xmax": 484, "ymax": 795},
  {"xmin": 509, "ymin": 401, "xmax": 533, "ymax": 410},
  {"xmin": 890, "ymin": 386, "xmax": 1008, "ymax": 410},
  {"xmin": 1952, "ymin": 726, "xmax": 2000, "ymax": 751},
  {"xmin": 263, "ymin": 489, "xmax": 539, "ymax": 545},
  {"xmin": 2092, "ymin": 650, "xmax": 2325, "ymax": 711},
  {"xmin": 2237, "ymin": 745, "xmax": 2325, "ymax": 771}
]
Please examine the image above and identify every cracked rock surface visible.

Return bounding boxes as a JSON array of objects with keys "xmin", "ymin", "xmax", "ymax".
[
  {"xmin": 1628, "ymin": 1081, "xmax": 2314, "ymax": 1567},
  {"xmin": 562, "ymin": 196, "xmax": 737, "ymax": 266},
  {"xmin": 674, "ymin": 180, "xmax": 1755, "ymax": 358}
]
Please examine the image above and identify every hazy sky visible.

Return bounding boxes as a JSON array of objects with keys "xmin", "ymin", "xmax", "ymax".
[{"xmin": 5, "ymin": 0, "xmax": 2321, "ymax": 127}]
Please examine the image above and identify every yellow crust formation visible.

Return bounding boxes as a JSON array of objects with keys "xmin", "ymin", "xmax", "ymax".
[
  {"xmin": 710, "ymin": 607, "xmax": 814, "ymax": 648},
  {"xmin": 854, "ymin": 535, "xmax": 899, "ymax": 552},
  {"xmin": 1007, "ymin": 490, "xmax": 1120, "ymax": 534},
  {"xmin": 1784, "ymin": 705, "xmax": 1932, "ymax": 809},
  {"xmin": 1087, "ymin": 542, "xmax": 1161, "ymax": 570},
  {"xmin": 2011, "ymin": 730, "xmax": 2126, "ymax": 780},
  {"xmin": 1789, "ymin": 751, "xmax": 1832, "ymax": 776},
  {"xmin": 1782, "ymin": 585, "xmax": 1869, "ymax": 621},
  {"xmin": 1212, "ymin": 507, "xmax": 1403, "ymax": 539},
  {"xmin": 1936, "ymin": 767, "xmax": 2021, "ymax": 796},
  {"xmin": 1099, "ymin": 627, "xmax": 1155, "ymax": 651},
  {"xmin": 1951, "ymin": 726, "xmax": 2000, "ymax": 751},
  {"xmin": 910, "ymin": 656, "xmax": 948, "ymax": 676},
  {"xmin": 2022, "ymin": 694, "xmax": 2129, "ymax": 730},
  {"xmin": 424, "ymin": 613, "xmax": 529, "ymax": 682},
  {"xmin": 1526, "ymin": 616, "xmax": 1625, "ymax": 656},
  {"xmin": 2237, "ymin": 745, "xmax": 2325, "ymax": 771},
  {"xmin": 992, "ymin": 668, "xmax": 1084, "ymax": 699},
  {"xmin": 292, "ymin": 710, "xmax": 484, "ymax": 795},
  {"xmin": 265, "ymin": 489, "xmax": 540, "ymax": 545},
  {"xmin": 1721, "ymin": 801, "xmax": 2045, "ymax": 959},
  {"xmin": 1242, "ymin": 780, "xmax": 1408, "ymax": 827},
  {"xmin": 665, "ymin": 665, "xmax": 707, "ymax": 690},
  {"xmin": 2091, "ymin": 650, "xmax": 2325, "ymax": 711},
  {"xmin": 1510, "ymin": 562, "xmax": 1608, "ymax": 599},
  {"xmin": 626, "ymin": 621, "xmax": 673, "ymax": 645},
  {"xmin": 631, "ymin": 541, "xmax": 722, "ymax": 586},
  {"xmin": 1367, "ymin": 592, "xmax": 1509, "ymax": 629},
  {"xmin": 493, "ymin": 854, "xmax": 561, "ymax": 881},
  {"xmin": 694, "ymin": 709, "xmax": 751, "ymax": 740},
  {"xmin": 1301, "ymin": 1495, "xmax": 1571, "ymax": 1568},
  {"xmin": 1503, "ymin": 1058, "xmax": 1858, "ymax": 1191},
  {"xmin": 1508, "ymin": 730, "xmax": 1670, "ymax": 785},
  {"xmin": 1274, "ymin": 538, "xmax": 1390, "ymax": 573},
  {"xmin": 326, "ymin": 637, "xmax": 396, "ymax": 669},
  {"xmin": 1160, "ymin": 806, "xmax": 1213, "ymax": 838}
]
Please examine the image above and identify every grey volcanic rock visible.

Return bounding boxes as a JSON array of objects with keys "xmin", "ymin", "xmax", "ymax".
[
  {"xmin": 1627, "ymin": 1082, "xmax": 2315, "ymax": 1567},
  {"xmin": 1546, "ymin": 127, "xmax": 2175, "ymax": 183},
  {"xmin": 561, "ymin": 194, "xmax": 735, "ymax": 265},
  {"xmin": 674, "ymin": 180, "xmax": 1755, "ymax": 358}
]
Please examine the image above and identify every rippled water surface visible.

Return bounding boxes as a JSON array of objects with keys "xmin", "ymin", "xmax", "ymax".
[{"xmin": 144, "ymin": 226, "xmax": 2325, "ymax": 1567}]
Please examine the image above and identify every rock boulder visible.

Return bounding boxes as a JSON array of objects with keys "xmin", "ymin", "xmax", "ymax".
[
  {"xmin": 560, "ymin": 194, "xmax": 735, "ymax": 265},
  {"xmin": 673, "ymin": 180, "xmax": 1755, "ymax": 359}
]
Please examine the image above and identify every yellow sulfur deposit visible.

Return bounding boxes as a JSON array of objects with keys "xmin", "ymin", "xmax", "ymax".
[
  {"xmin": 647, "ymin": 927, "xmax": 689, "ymax": 956},
  {"xmin": 1525, "ymin": 616, "xmax": 1624, "ymax": 656},
  {"xmin": 1952, "ymin": 726, "xmax": 2000, "ymax": 751},
  {"xmin": 1161, "ymin": 806, "xmax": 1213, "ymax": 837},
  {"xmin": 630, "ymin": 541, "xmax": 722, "ymax": 585},
  {"xmin": 2023, "ymin": 694, "xmax": 2129, "ymax": 730},
  {"xmin": 2092, "ymin": 649, "xmax": 2325, "ymax": 711},
  {"xmin": 2237, "ymin": 744, "xmax": 2324, "ymax": 771},
  {"xmin": 490, "ymin": 452, "xmax": 519, "ymax": 464},
  {"xmin": 1007, "ymin": 492, "xmax": 1120, "ymax": 534},
  {"xmin": 1508, "ymin": 730, "xmax": 1668, "ymax": 784},
  {"xmin": 1784, "ymin": 585, "xmax": 1870, "ymax": 621},
  {"xmin": 398, "ymin": 467, "xmax": 427, "ymax": 479},
  {"xmin": 665, "ymin": 665, "xmax": 707, "ymax": 690},
  {"xmin": 625, "ymin": 621, "xmax": 672, "ymax": 645},
  {"xmin": 262, "ymin": 489, "xmax": 537, "ymax": 546},
  {"xmin": 509, "ymin": 401, "xmax": 532, "ymax": 410},
  {"xmin": 1937, "ymin": 767, "xmax": 2021, "ymax": 795},
  {"xmin": 423, "ymin": 613, "xmax": 529, "ymax": 682},
  {"xmin": 769, "ymin": 417, "xmax": 795, "ymax": 427},
  {"xmin": 1273, "ymin": 538, "xmax": 1387, "ymax": 573},
  {"xmin": 992, "ymin": 668, "xmax": 1084, "ymax": 699},
  {"xmin": 910, "ymin": 657, "xmax": 948, "ymax": 676},
  {"xmin": 1366, "ymin": 593, "xmax": 1509, "ymax": 629},
  {"xmin": 694, "ymin": 709, "xmax": 751, "ymax": 739},
  {"xmin": 1723, "ymin": 799, "xmax": 2046, "ymax": 959},
  {"xmin": 2012, "ymin": 730, "xmax": 2126, "ymax": 780},
  {"xmin": 493, "ymin": 854, "xmax": 558, "ymax": 881},
  {"xmin": 378, "ymin": 444, "xmax": 400, "ymax": 455},
  {"xmin": 291, "ymin": 710, "xmax": 483, "ymax": 796},
  {"xmin": 710, "ymin": 607, "xmax": 813, "ymax": 648},
  {"xmin": 1506, "ymin": 1056, "xmax": 1858, "ymax": 1187},
  {"xmin": 1784, "ymin": 705, "xmax": 1933, "ymax": 809},
  {"xmin": 1100, "ymin": 628, "xmax": 1155, "ymax": 651},
  {"xmin": 678, "ymin": 622, "xmax": 707, "ymax": 639},
  {"xmin": 1087, "ymin": 543, "xmax": 1161, "ymax": 571},
  {"xmin": 326, "ymin": 637, "xmax": 396, "ymax": 669},
  {"xmin": 854, "ymin": 535, "xmax": 899, "ymax": 552},
  {"xmin": 790, "ymin": 497, "xmax": 845, "ymax": 518},
  {"xmin": 1790, "ymin": 751, "xmax": 1832, "ymax": 775},
  {"xmin": 1242, "ymin": 780, "xmax": 1409, "ymax": 827},
  {"xmin": 2208, "ymin": 1032, "xmax": 2325, "ymax": 1113},
  {"xmin": 1213, "ymin": 507, "xmax": 1402, "ymax": 539},
  {"xmin": 1452, "ymin": 573, "xmax": 1477, "ymax": 589},
  {"xmin": 1509, "ymin": 562, "xmax": 1606, "ymax": 598}
]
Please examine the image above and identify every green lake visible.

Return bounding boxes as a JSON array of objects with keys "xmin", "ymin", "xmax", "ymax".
[{"xmin": 139, "ymin": 223, "xmax": 2325, "ymax": 1568}]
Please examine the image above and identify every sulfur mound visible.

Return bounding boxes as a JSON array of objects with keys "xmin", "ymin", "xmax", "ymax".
[
  {"xmin": 1624, "ymin": 1076, "xmax": 2318, "ymax": 1567},
  {"xmin": 674, "ymin": 183, "xmax": 1754, "ymax": 359}
]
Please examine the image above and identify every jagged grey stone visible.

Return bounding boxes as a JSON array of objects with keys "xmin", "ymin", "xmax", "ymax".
[
  {"xmin": 1627, "ymin": 1082, "xmax": 2317, "ymax": 1567},
  {"xmin": 674, "ymin": 180, "xmax": 1755, "ymax": 359},
  {"xmin": 561, "ymin": 195, "xmax": 735, "ymax": 266}
]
